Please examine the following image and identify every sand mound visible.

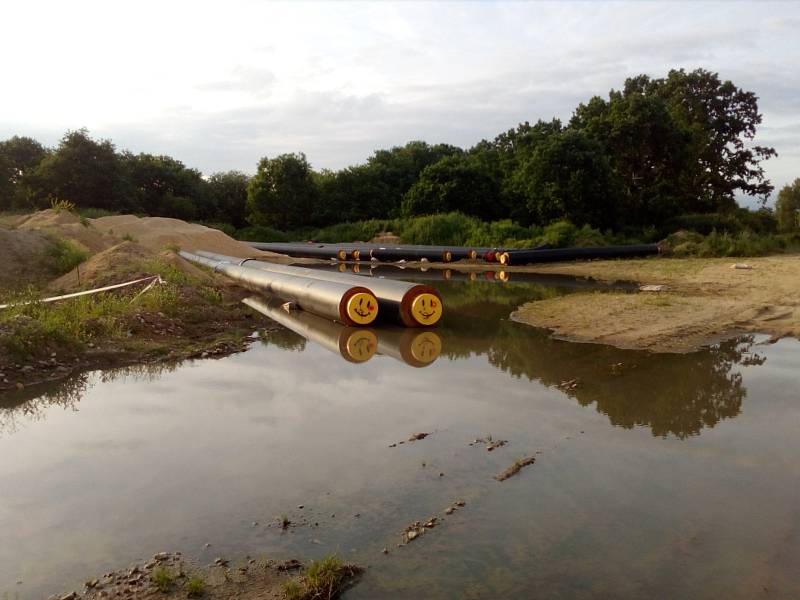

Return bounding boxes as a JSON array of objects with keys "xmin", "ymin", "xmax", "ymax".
[
  {"xmin": 91, "ymin": 215, "xmax": 277, "ymax": 258},
  {"xmin": 0, "ymin": 228, "xmax": 53, "ymax": 290},
  {"xmin": 49, "ymin": 241, "xmax": 210, "ymax": 293},
  {"xmin": 17, "ymin": 209, "xmax": 117, "ymax": 253}
]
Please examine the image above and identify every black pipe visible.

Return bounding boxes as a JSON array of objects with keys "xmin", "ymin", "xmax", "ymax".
[{"xmin": 499, "ymin": 244, "xmax": 660, "ymax": 265}]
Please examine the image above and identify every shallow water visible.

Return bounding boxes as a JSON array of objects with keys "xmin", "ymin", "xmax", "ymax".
[{"xmin": 1, "ymin": 273, "xmax": 799, "ymax": 599}]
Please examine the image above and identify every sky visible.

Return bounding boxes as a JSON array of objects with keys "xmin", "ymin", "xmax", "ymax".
[{"xmin": 1, "ymin": 1, "xmax": 798, "ymax": 205}]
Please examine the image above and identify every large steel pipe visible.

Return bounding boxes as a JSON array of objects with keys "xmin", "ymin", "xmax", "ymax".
[
  {"xmin": 498, "ymin": 244, "xmax": 661, "ymax": 265},
  {"xmin": 180, "ymin": 251, "xmax": 378, "ymax": 326},
  {"xmin": 244, "ymin": 296, "xmax": 441, "ymax": 367},
  {"xmin": 245, "ymin": 241, "xmax": 466, "ymax": 262},
  {"xmin": 246, "ymin": 242, "xmax": 348, "ymax": 261},
  {"xmin": 196, "ymin": 251, "xmax": 443, "ymax": 328},
  {"xmin": 243, "ymin": 296, "xmax": 378, "ymax": 363}
]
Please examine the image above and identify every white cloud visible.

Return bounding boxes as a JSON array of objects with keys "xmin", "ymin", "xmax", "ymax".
[{"xmin": 0, "ymin": 0, "xmax": 797, "ymax": 199}]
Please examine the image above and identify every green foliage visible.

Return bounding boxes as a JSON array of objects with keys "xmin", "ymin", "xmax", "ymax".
[
  {"xmin": 152, "ymin": 566, "xmax": 175, "ymax": 592},
  {"xmin": 44, "ymin": 238, "xmax": 89, "ymax": 275},
  {"xmin": 775, "ymin": 179, "xmax": 800, "ymax": 232},
  {"xmin": 196, "ymin": 221, "xmax": 237, "ymax": 237},
  {"xmin": 248, "ymin": 153, "xmax": 318, "ymax": 230},
  {"xmin": 667, "ymin": 230, "xmax": 797, "ymax": 257},
  {"xmin": 49, "ymin": 197, "xmax": 75, "ymax": 212},
  {"xmin": 185, "ymin": 574, "xmax": 205, "ymax": 597},
  {"xmin": 0, "ymin": 286, "xmax": 166, "ymax": 359},
  {"xmin": 282, "ymin": 579, "xmax": 302, "ymax": 600},
  {"xmin": 235, "ymin": 224, "xmax": 291, "ymax": 242},
  {"xmin": 207, "ymin": 170, "xmax": 250, "ymax": 228}
]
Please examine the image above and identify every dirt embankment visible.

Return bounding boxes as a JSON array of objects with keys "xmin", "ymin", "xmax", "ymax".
[
  {"xmin": 55, "ymin": 551, "xmax": 360, "ymax": 600},
  {"xmin": 0, "ymin": 210, "xmax": 288, "ymax": 392},
  {"xmin": 511, "ymin": 255, "xmax": 800, "ymax": 353}
]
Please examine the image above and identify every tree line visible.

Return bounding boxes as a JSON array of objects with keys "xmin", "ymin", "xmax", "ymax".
[{"xmin": 2, "ymin": 68, "xmax": 798, "ymax": 236}]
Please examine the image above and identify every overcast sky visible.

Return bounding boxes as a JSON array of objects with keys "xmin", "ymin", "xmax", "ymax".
[{"xmin": 1, "ymin": 1, "xmax": 797, "ymax": 204}]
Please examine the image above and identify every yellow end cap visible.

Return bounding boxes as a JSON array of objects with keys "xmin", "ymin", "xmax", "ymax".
[
  {"xmin": 410, "ymin": 293, "xmax": 443, "ymax": 326},
  {"xmin": 337, "ymin": 249, "xmax": 347, "ymax": 261},
  {"xmin": 346, "ymin": 292, "xmax": 378, "ymax": 325},
  {"xmin": 408, "ymin": 331, "xmax": 442, "ymax": 364},
  {"xmin": 443, "ymin": 251, "xmax": 453, "ymax": 262},
  {"xmin": 499, "ymin": 252, "xmax": 509, "ymax": 265},
  {"xmin": 344, "ymin": 329, "xmax": 377, "ymax": 362}
]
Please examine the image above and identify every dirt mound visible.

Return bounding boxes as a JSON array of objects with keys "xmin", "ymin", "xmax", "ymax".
[
  {"xmin": 91, "ymin": 215, "xmax": 274, "ymax": 257},
  {"xmin": 49, "ymin": 241, "xmax": 210, "ymax": 293},
  {"xmin": 17, "ymin": 209, "xmax": 116, "ymax": 253},
  {"xmin": 0, "ymin": 228, "xmax": 53, "ymax": 290}
]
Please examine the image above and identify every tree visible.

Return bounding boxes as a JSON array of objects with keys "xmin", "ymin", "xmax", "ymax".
[
  {"xmin": 247, "ymin": 153, "xmax": 318, "ymax": 230},
  {"xmin": 207, "ymin": 171, "xmax": 250, "ymax": 228},
  {"xmin": 775, "ymin": 179, "xmax": 800, "ymax": 232},
  {"xmin": 314, "ymin": 165, "xmax": 389, "ymax": 225},
  {"xmin": 626, "ymin": 69, "xmax": 776, "ymax": 210},
  {"xmin": 26, "ymin": 129, "xmax": 125, "ymax": 210},
  {"xmin": 122, "ymin": 152, "xmax": 210, "ymax": 219},
  {"xmin": 0, "ymin": 136, "xmax": 48, "ymax": 208},
  {"xmin": 402, "ymin": 153, "xmax": 505, "ymax": 220},
  {"xmin": 571, "ymin": 91, "xmax": 689, "ymax": 226},
  {"xmin": 364, "ymin": 141, "xmax": 462, "ymax": 217},
  {"xmin": 513, "ymin": 130, "xmax": 619, "ymax": 229}
]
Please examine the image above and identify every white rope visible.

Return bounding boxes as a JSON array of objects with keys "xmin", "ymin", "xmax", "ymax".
[{"xmin": 0, "ymin": 275, "xmax": 165, "ymax": 310}]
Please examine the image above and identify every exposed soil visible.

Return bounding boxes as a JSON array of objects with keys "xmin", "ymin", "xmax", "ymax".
[
  {"xmin": 54, "ymin": 551, "xmax": 361, "ymax": 600},
  {"xmin": 495, "ymin": 457, "xmax": 536, "ymax": 481},
  {"xmin": 0, "ymin": 210, "xmax": 289, "ymax": 392},
  {"xmin": 510, "ymin": 255, "xmax": 800, "ymax": 353}
]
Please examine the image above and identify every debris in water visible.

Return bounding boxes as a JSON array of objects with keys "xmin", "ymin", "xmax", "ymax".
[
  {"xmin": 276, "ymin": 559, "xmax": 302, "ymax": 571},
  {"xmin": 408, "ymin": 432, "xmax": 430, "ymax": 441},
  {"xmin": 496, "ymin": 457, "xmax": 536, "ymax": 481},
  {"xmin": 558, "ymin": 379, "xmax": 580, "ymax": 391}
]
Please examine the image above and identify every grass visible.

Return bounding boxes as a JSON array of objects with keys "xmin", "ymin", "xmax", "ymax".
[
  {"xmin": 121, "ymin": 232, "xmax": 136, "ymax": 242},
  {"xmin": 152, "ymin": 566, "xmax": 175, "ymax": 592},
  {"xmin": 0, "ymin": 284, "xmax": 181, "ymax": 360},
  {"xmin": 280, "ymin": 555, "xmax": 361, "ymax": 600},
  {"xmin": 185, "ymin": 574, "xmax": 205, "ymax": 597},
  {"xmin": 44, "ymin": 237, "xmax": 89, "ymax": 276},
  {"xmin": 282, "ymin": 579, "xmax": 303, "ymax": 600}
]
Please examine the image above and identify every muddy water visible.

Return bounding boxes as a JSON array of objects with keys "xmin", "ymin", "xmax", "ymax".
[{"xmin": 2, "ymin": 273, "xmax": 800, "ymax": 599}]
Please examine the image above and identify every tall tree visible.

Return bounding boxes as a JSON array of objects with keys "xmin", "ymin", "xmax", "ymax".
[
  {"xmin": 247, "ymin": 153, "xmax": 318, "ymax": 230},
  {"xmin": 207, "ymin": 170, "xmax": 250, "ymax": 228},
  {"xmin": 775, "ymin": 179, "xmax": 800, "ymax": 232},
  {"xmin": 26, "ymin": 129, "xmax": 125, "ymax": 210},
  {"xmin": 0, "ymin": 136, "xmax": 48, "ymax": 208},
  {"xmin": 402, "ymin": 153, "xmax": 505, "ymax": 220},
  {"xmin": 627, "ymin": 69, "xmax": 776, "ymax": 210},
  {"xmin": 122, "ymin": 152, "xmax": 209, "ymax": 219},
  {"xmin": 513, "ymin": 130, "xmax": 619, "ymax": 229}
]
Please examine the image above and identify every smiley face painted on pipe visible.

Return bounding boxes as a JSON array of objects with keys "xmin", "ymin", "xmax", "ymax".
[
  {"xmin": 346, "ymin": 292, "xmax": 378, "ymax": 325},
  {"xmin": 410, "ymin": 293, "xmax": 443, "ymax": 326}
]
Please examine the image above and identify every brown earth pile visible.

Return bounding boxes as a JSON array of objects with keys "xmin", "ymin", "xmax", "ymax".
[
  {"xmin": 0, "ymin": 228, "xmax": 52, "ymax": 289},
  {"xmin": 48, "ymin": 241, "xmax": 211, "ymax": 293},
  {"xmin": 91, "ymin": 215, "xmax": 278, "ymax": 257},
  {"xmin": 17, "ymin": 210, "xmax": 117, "ymax": 253},
  {"xmin": 511, "ymin": 255, "xmax": 800, "ymax": 353}
]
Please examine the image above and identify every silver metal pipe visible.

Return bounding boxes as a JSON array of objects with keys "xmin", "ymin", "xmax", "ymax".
[
  {"xmin": 243, "ymin": 296, "xmax": 378, "ymax": 363},
  {"xmin": 180, "ymin": 251, "xmax": 378, "ymax": 326},
  {"xmin": 243, "ymin": 295, "xmax": 441, "ymax": 367},
  {"xmin": 195, "ymin": 250, "xmax": 443, "ymax": 327}
]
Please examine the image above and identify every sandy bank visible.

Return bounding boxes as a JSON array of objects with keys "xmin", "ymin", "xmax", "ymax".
[{"xmin": 511, "ymin": 255, "xmax": 800, "ymax": 353}]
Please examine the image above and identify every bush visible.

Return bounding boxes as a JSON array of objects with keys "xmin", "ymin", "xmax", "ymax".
[
  {"xmin": 234, "ymin": 224, "xmax": 291, "ymax": 242},
  {"xmin": 44, "ymin": 238, "xmax": 89, "ymax": 275}
]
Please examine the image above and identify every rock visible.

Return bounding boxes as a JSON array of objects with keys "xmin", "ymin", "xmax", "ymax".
[
  {"xmin": 382, "ymin": 548, "xmax": 389, "ymax": 554},
  {"xmin": 408, "ymin": 432, "xmax": 430, "ymax": 441},
  {"xmin": 252, "ymin": 521, "xmax": 258, "ymax": 526},
  {"xmin": 85, "ymin": 579, "xmax": 100, "ymax": 588},
  {"xmin": 439, "ymin": 472, "xmax": 445, "ymax": 477},
  {"xmin": 455, "ymin": 500, "xmax": 466, "ymax": 507},
  {"xmin": 204, "ymin": 543, "xmax": 211, "ymax": 548},
  {"xmin": 297, "ymin": 505, "xmax": 304, "ymax": 509},
  {"xmin": 214, "ymin": 557, "xmax": 228, "ymax": 566},
  {"xmin": 15, "ymin": 382, "xmax": 24, "ymax": 390},
  {"xmin": 144, "ymin": 561, "xmax": 155, "ymax": 569},
  {"xmin": 154, "ymin": 552, "xmax": 169, "ymax": 561},
  {"xmin": 639, "ymin": 284, "xmax": 667, "ymax": 292},
  {"xmin": 406, "ymin": 530, "xmax": 419, "ymax": 541},
  {"xmin": 732, "ymin": 263, "xmax": 753, "ymax": 270},
  {"xmin": 445, "ymin": 507, "xmax": 454, "ymax": 515},
  {"xmin": 60, "ymin": 592, "xmax": 78, "ymax": 600}
]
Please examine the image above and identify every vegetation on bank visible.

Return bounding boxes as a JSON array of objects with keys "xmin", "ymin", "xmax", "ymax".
[{"xmin": 2, "ymin": 68, "xmax": 799, "ymax": 251}]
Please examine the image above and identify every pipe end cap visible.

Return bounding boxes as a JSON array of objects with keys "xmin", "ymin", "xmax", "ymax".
[
  {"xmin": 410, "ymin": 293, "xmax": 443, "ymax": 326},
  {"xmin": 346, "ymin": 292, "xmax": 379, "ymax": 325}
]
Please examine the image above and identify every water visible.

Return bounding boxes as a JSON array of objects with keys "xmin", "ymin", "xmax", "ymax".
[{"xmin": 1, "ymin": 274, "xmax": 799, "ymax": 599}]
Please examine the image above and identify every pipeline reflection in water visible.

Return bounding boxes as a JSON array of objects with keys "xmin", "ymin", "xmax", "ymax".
[{"xmin": 244, "ymin": 296, "xmax": 442, "ymax": 367}]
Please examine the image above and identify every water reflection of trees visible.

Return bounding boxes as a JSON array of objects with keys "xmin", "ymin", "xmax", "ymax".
[
  {"xmin": 436, "ymin": 281, "xmax": 765, "ymax": 439},
  {"xmin": 0, "ymin": 361, "xmax": 183, "ymax": 436}
]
